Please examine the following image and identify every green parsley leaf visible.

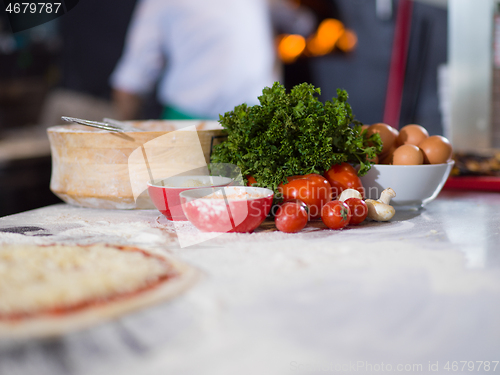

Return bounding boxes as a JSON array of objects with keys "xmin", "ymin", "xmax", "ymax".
[{"xmin": 211, "ymin": 82, "xmax": 382, "ymax": 193}]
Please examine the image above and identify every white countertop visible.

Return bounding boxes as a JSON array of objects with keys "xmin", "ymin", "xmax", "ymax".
[{"xmin": 1, "ymin": 190, "xmax": 499, "ymax": 375}]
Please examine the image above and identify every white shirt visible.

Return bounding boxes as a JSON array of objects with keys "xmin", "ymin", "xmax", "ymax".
[{"xmin": 110, "ymin": 0, "xmax": 279, "ymax": 119}]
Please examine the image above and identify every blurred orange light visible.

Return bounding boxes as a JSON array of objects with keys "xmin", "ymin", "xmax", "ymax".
[
  {"xmin": 307, "ymin": 18, "xmax": 345, "ymax": 56},
  {"xmin": 336, "ymin": 29, "xmax": 358, "ymax": 52},
  {"xmin": 277, "ymin": 34, "xmax": 306, "ymax": 63}
]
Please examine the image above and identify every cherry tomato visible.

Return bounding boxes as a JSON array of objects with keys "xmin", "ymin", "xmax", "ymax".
[
  {"xmin": 321, "ymin": 200, "xmax": 351, "ymax": 229},
  {"xmin": 324, "ymin": 163, "xmax": 364, "ymax": 199},
  {"xmin": 275, "ymin": 199, "xmax": 308, "ymax": 233},
  {"xmin": 278, "ymin": 173, "xmax": 332, "ymax": 220},
  {"xmin": 344, "ymin": 197, "xmax": 368, "ymax": 225},
  {"xmin": 246, "ymin": 175, "xmax": 258, "ymax": 186}
]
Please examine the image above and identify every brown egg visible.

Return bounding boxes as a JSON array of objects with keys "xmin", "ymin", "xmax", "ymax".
[
  {"xmin": 392, "ymin": 144, "xmax": 424, "ymax": 165},
  {"xmin": 396, "ymin": 124, "xmax": 429, "ymax": 146},
  {"xmin": 379, "ymin": 144, "xmax": 397, "ymax": 164},
  {"xmin": 419, "ymin": 135, "xmax": 453, "ymax": 164},
  {"xmin": 366, "ymin": 123, "xmax": 398, "ymax": 155},
  {"xmin": 390, "ymin": 125, "xmax": 400, "ymax": 138}
]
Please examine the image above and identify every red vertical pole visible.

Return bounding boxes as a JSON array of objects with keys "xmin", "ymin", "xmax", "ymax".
[{"xmin": 383, "ymin": 0, "xmax": 413, "ymax": 129}]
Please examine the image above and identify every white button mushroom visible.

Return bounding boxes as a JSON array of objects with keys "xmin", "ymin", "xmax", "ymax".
[
  {"xmin": 365, "ymin": 188, "xmax": 396, "ymax": 221},
  {"xmin": 338, "ymin": 188, "xmax": 363, "ymax": 202}
]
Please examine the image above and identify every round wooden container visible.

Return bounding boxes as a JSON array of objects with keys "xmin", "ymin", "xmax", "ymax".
[{"xmin": 47, "ymin": 120, "xmax": 226, "ymax": 209}]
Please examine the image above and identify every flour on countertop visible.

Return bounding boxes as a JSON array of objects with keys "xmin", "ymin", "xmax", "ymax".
[
  {"xmin": 0, "ymin": 206, "xmax": 176, "ymax": 253},
  {"xmin": 2, "ymin": 202, "xmax": 500, "ymax": 375}
]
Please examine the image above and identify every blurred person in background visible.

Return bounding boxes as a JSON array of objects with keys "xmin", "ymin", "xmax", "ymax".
[{"xmin": 110, "ymin": 0, "xmax": 281, "ymax": 120}]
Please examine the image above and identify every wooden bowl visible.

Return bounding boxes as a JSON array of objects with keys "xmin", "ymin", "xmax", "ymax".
[{"xmin": 47, "ymin": 120, "xmax": 226, "ymax": 209}]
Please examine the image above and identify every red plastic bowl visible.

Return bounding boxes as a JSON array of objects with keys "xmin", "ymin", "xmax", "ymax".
[
  {"xmin": 179, "ymin": 186, "xmax": 274, "ymax": 233},
  {"xmin": 147, "ymin": 176, "xmax": 233, "ymax": 221}
]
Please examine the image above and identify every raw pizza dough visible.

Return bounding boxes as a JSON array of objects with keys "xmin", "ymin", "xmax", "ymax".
[{"xmin": 0, "ymin": 244, "xmax": 199, "ymax": 340}]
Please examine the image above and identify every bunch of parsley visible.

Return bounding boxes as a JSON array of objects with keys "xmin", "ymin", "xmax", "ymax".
[{"xmin": 211, "ymin": 82, "xmax": 382, "ymax": 192}]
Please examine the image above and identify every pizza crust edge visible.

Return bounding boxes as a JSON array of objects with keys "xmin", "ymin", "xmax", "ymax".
[{"xmin": 0, "ymin": 245, "xmax": 199, "ymax": 341}]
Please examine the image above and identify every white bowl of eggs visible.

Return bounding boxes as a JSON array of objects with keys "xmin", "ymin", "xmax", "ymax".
[{"xmin": 360, "ymin": 123, "xmax": 454, "ymax": 209}]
